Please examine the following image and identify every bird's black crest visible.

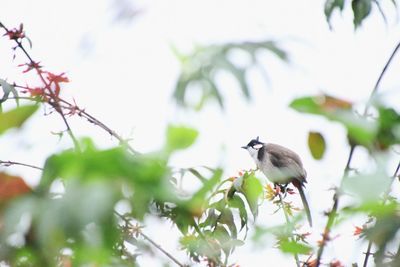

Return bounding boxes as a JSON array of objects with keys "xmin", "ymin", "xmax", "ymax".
[{"xmin": 246, "ymin": 137, "xmax": 263, "ymax": 148}]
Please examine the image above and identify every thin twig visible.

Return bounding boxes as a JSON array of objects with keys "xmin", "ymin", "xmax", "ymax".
[
  {"xmin": 277, "ymin": 193, "xmax": 301, "ymax": 267},
  {"xmin": 0, "ymin": 21, "xmax": 80, "ymax": 151},
  {"xmin": 11, "ymin": 86, "xmax": 137, "ymax": 154},
  {"xmin": 0, "ymin": 160, "xmax": 43, "ymax": 170},
  {"xmin": 114, "ymin": 211, "xmax": 187, "ymax": 267},
  {"xmin": 316, "ymin": 39, "xmax": 400, "ymax": 267},
  {"xmin": 362, "ymin": 160, "xmax": 400, "ymax": 267}
]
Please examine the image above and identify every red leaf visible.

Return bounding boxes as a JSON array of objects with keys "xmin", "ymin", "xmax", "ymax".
[{"xmin": 0, "ymin": 172, "xmax": 31, "ymax": 204}]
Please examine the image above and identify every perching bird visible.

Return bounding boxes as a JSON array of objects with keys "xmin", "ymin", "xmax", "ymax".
[{"xmin": 242, "ymin": 137, "xmax": 312, "ymax": 227}]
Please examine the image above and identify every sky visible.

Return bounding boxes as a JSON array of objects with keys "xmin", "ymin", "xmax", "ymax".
[{"xmin": 1, "ymin": 0, "xmax": 400, "ymax": 266}]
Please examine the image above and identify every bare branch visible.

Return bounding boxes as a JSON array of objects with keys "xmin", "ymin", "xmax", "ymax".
[
  {"xmin": 316, "ymin": 39, "xmax": 400, "ymax": 267},
  {"xmin": 0, "ymin": 160, "xmax": 43, "ymax": 170}
]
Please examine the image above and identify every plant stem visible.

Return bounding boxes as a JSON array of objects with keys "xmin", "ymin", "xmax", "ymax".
[
  {"xmin": 278, "ymin": 193, "xmax": 301, "ymax": 267},
  {"xmin": 362, "ymin": 160, "xmax": 400, "ymax": 267},
  {"xmin": 0, "ymin": 21, "xmax": 80, "ymax": 151},
  {"xmin": 114, "ymin": 211, "xmax": 187, "ymax": 267},
  {"xmin": 316, "ymin": 39, "xmax": 400, "ymax": 267},
  {"xmin": 0, "ymin": 160, "xmax": 43, "ymax": 170}
]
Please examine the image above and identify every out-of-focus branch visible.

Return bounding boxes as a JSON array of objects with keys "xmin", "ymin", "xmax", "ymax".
[
  {"xmin": 362, "ymin": 160, "xmax": 400, "ymax": 267},
  {"xmin": 0, "ymin": 21, "xmax": 80, "ymax": 151},
  {"xmin": 316, "ymin": 40, "xmax": 400, "ymax": 267},
  {"xmin": 8, "ymin": 90, "xmax": 138, "ymax": 155},
  {"xmin": 114, "ymin": 211, "xmax": 187, "ymax": 267},
  {"xmin": 0, "ymin": 160, "xmax": 43, "ymax": 170}
]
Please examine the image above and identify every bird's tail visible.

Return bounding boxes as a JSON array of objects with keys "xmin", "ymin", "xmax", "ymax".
[{"xmin": 296, "ymin": 184, "xmax": 312, "ymax": 227}]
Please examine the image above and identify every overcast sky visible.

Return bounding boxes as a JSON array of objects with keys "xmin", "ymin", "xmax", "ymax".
[{"xmin": 1, "ymin": 0, "xmax": 400, "ymax": 266}]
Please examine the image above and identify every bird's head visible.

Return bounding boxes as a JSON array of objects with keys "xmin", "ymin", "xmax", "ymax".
[{"xmin": 241, "ymin": 136, "xmax": 264, "ymax": 159}]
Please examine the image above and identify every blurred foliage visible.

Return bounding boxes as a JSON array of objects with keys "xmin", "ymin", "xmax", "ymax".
[
  {"xmin": 1, "ymin": 1, "xmax": 400, "ymax": 266},
  {"xmin": 290, "ymin": 94, "xmax": 400, "ymax": 149},
  {"xmin": 173, "ymin": 40, "xmax": 288, "ymax": 109},
  {"xmin": 0, "ymin": 79, "xmax": 19, "ymax": 108},
  {"xmin": 324, "ymin": 0, "xmax": 397, "ymax": 28},
  {"xmin": 308, "ymin": 131, "xmax": 326, "ymax": 160},
  {"xmin": 0, "ymin": 105, "xmax": 38, "ymax": 135}
]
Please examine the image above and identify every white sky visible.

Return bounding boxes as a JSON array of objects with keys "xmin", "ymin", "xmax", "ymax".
[{"xmin": 1, "ymin": 0, "xmax": 400, "ymax": 266}]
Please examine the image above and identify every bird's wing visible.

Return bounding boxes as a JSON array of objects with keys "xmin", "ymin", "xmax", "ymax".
[{"xmin": 265, "ymin": 143, "xmax": 307, "ymax": 181}]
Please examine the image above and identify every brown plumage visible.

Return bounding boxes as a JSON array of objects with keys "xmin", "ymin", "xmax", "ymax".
[{"xmin": 243, "ymin": 139, "xmax": 312, "ymax": 227}]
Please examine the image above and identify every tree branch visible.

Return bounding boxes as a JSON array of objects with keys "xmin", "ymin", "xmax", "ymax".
[
  {"xmin": 277, "ymin": 192, "xmax": 301, "ymax": 267},
  {"xmin": 114, "ymin": 211, "xmax": 187, "ymax": 267},
  {"xmin": 316, "ymin": 39, "xmax": 400, "ymax": 267},
  {"xmin": 0, "ymin": 160, "xmax": 43, "ymax": 170},
  {"xmin": 0, "ymin": 21, "xmax": 81, "ymax": 151},
  {"xmin": 362, "ymin": 160, "xmax": 400, "ymax": 267}
]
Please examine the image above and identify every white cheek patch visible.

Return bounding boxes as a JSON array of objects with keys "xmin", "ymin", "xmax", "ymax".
[{"xmin": 253, "ymin": 144, "xmax": 263, "ymax": 149}]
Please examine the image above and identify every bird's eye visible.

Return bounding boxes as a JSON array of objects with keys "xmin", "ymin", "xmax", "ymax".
[{"xmin": 253, "ymin": 144, "xmax": 263, "ymax": 149}]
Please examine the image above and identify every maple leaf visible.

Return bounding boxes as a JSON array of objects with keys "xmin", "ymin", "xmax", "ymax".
[
  {"xmin": 330, "ymin": 259, "xmax": 344, "ymax": 267},
  {"xmin": 0, "ymin": 172, "xmax": 31, "ymax": 205},
  {"xmin": 18, "ymin": 61, "xmax": 42, "ymax": 73},
  {"xmin": 353, "ymin": 225, "xmax": 365, "ymax": 236},
  {"xmin": 305, "ymin": 258, "xmax": 317, "ymax": 267},
  {"xmin": 265, "ymin": 183, "xmax": 276, "ymax": 201},
  {"xmin": 3, "ymin": 23, "xmax": 25, "ymax": 40},
  {"xmin": 23, "ymin": 86, "xmax": 45, "ymax": 97},
  {"xmin": 45, "ymin": 72, "xmax": 69, "ymax": 96}
]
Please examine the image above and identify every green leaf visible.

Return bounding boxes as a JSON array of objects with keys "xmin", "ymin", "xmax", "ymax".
[
  {"xmin": 172, "ymin": 40, "xmax": 287, "ymax": 110},
  {"xmin": 308, "ymin": 131, "xmax": 326, "ymax": 160},
  {"xmin": 228, "ymin": 195, "xmax": 248, "ymax": 231},
  {"xmin": 324, "ymin": 0, "xmax": 345, "ymax": 27},
  {"xmin": 279, "ymin": 240, "xmax": 312, "ymax": 255},
  {"xmin": 166, "ymin": 125, "xmax": 199, "ymax": 152},
  {"xmin": 0, "ymin": 105, "xmax": 39, "ymax": 135},
  {"xmin": 241, "ymin": 173, "xmax": 263, "ymax": 218},
  {"xmin": 40, "ymin": 142, "xmax": 171, "ymax": 220},
  {"xmin": 219, "ymin": 209, "xmax": 237, "ymax": 239},
  {"xmin": 352, "ymin": 0, "xmax": 372, "ymax": 28},
  {"xmin": 0, "ymin": 79, "xmax": 19, "ymax": 107},
  {"xmin": 342, "ymin": 170, "xmax": 392, "ymax": 202},
  {"xmin": 375, "ymin": 106, "xmax": 400, "ymax": 149},
  {"xmin": 187, "ymin": 169, "xmax": 222, "ymax": 217},
  {"xmin": 290, "ymin": 95, "xmax": 377, "ymax": 146}
]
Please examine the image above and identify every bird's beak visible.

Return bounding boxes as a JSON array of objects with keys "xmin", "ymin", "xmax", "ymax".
[{"xmin": 241, "ymin": 146, "xmax": 248, "ymax": 149}]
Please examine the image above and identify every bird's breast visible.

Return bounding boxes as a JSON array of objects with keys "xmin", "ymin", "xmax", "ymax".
[{"xmin": 257, "ymin": 158, "xmax": 296, "ymax": 184}]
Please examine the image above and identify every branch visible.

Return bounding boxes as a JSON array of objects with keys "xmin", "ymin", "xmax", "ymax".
[
  {"xmin": 362, "ymin": 160, "xmax": 400, "ymax": 267},
  {"xmin": 0, "ymin": 160, "xmax": 43, "ymax": 170},
  {"xmin": 114, "ymin": 211, "xmax": 187, "ymax": 267},
  {"xmin": 316, "ymin": 39, "xmax": 400, "ymax": 267},
  {"xmin": 277, "ymin": 192, "xmax": 301, "ymax": 267},
  {"xmin": 0, "ymin": 21, "xmax": 80, "ymax": 151},
  {"xmin": 10, "ymin": 85, "xmax": 138, "ymax": 154}
]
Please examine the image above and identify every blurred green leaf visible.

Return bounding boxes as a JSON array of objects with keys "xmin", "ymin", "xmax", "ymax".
[
  {"xmin": 324, "ymin": 0, "xmax": 393, "ymax": 29},
  {"xmin": 279, "ymin": 240, "xmax": 312, "ymax": 255},
  {"xmin": 375, "ymin": 106, "xmax": 400, "ymax": 150},
  {"xmin": 40, "ymin": 141, "xmax": 172, "ymax": 220},
  {"xmin": 213, "ymin": 225, "xmax": 232, "ymax": 256},
  {"xmin": 173, "ymin": 40, "xmax": 287, "ymax": 109},
  {"xmin": 0, "ymin": 79, "xmax": 19, "ymax": 108},
  {"xmin": 228, "ymin": 195, "xmax": 248, "ymax": 232},
  {"xmin": 308, "ymin": 131, "xmax": 326, "ymax": 160},
  {"xmin": 290, "ymin": 95, "xmax": 377, "ymax": 146},
  {"xmin": 352, "ymin": 0, "xmax": 372, "ymax": 28},
  {"xmin": 166, "ymin": 125, "xmax": 199, "ymax": 152},
  {"xmin": 219, "ymin": 209, "xmax": 237, "ymax": 239},
  {"xmin": 342, "ymin": 170, "xmax": 391, "ymax": 202},
  {"xmin": 324, "ymin": 0, "xmax": 345, "ymax": 27},
  {"xmin": 186, "ymin": 169, "xmax": 222, "ymax": 217},
  {"xmin": 345, "ymin": 199, "xmax": 398, "ymax": 217},
  {"xmin": 240, "ymin": 173, "xmax": 263, "ymax": 218},
  {"xmin": 0, "ymin": 105, "xmax": 38, "ymax": 135}
]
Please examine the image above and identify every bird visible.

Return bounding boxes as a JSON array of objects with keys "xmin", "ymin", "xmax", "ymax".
[{"xmin": 242, "ymin": 136, "xmax": 312, "ymax": 227}]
